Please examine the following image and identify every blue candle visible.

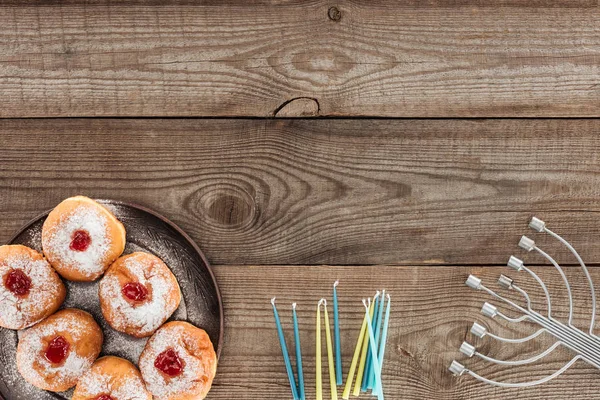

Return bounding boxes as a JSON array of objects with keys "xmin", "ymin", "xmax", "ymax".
[
  {"xmin": 361, "ymin": 292, "xmax": 380, "ymax": 392},
  {"xmin": 333, "ymin": 281, "xmax": 342, "ymax": 386},
  {"xmin": 373, "ymin": 294, "xmax": 391, "ymax": 396},
  {"xmin": 293, "ymin": 303, "xmax": 305, "ymax": 400},
  {"xmin": 368, "ymin": 290, "xmax": 386, "ymax": 390},
  {"xmin": 363, "ymin": 300, "xmax": 384, "ymax": 400},
  {"xmin": 271, "ymin": 298, "xmax": 299, "ymax": 400}
]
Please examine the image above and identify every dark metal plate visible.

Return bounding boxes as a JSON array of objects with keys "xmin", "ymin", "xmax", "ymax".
[{"xmin": 0, "ymin": 200, "xmax": 223, "ymax": 400}]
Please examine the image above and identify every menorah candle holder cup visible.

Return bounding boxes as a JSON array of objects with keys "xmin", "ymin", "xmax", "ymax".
[{"xmin": 449, "ymin": 216, "xmax": 600, "ymax": 388}]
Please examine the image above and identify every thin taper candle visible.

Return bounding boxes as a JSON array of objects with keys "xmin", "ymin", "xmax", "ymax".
[
  {"xmin": 368, "ymin": 290, "xmax": 386, "ymax": 390},
  {"xmin": 342, "ymin": 304, "xmax": 368, "ymax": 399},
  {"xmin": 316, "ymin": 299, "xmax": 323, "ymax": 400},
  {"xmin": 353, "ymin": 295, "xmax": 376, "ymax": 396},
  {"xmin": 333, "ymin": 281, "xmax": 342, "ymax": 386},
  {"xmin": 363, "ymin": 300, "xmax": 384, "ymax": 400},
  {"xmin": 362, "ymin": 293, "xmax": 380, "ymax": 392},
  {"xmin": 271, "ymin": 298, "xmax": 300, "ymax": 400},
  {"xmin": 373, "ymin": 295, "xmax": 391, "ymax": 396},
  {"xmin": 323, "ymin": 300, "xmax": 338, "ymax": 400},
  {"xmin": 293, "ymin": 303, "xmax": 305, "ymax": 400}
]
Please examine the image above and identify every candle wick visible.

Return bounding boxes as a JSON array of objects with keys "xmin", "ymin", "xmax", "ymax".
[
  {"xmin": 362, "ymin": 298, "xmax": 369, "ymax": 309},
  {"xmin": 292, "ymin": 302, "xmax": 297, "ymax": 310},
  {"xmin": 387, "ymin": 293, "xmax": 391, "ymax": 301},
  {"xmin": 334, "ymin": 280, "xmax": 339, "ymax": 288},
  {"xmin": 271, "ymin": 297, "xmax": 277, "ymax": 306},
  {"xmin": 374, "ymin": 290, "xmax": 381, "ymax": 299}
]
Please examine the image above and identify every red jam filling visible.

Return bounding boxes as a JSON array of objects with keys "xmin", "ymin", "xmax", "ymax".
[
  {"xmin": 70, "ymin": 230, "xmax": 92, "ymax": 252},
  {"xmin": 95, "ymin": 395, "xmax": 115, "ymax": 400},
  {"xmin": 44, "ymin": 336, "xmax": 70, "ymax": 364},
  {"xmin": 122, "ymin": 282, "xmax": 149, "ymax": 302},
  {"xmin": 4, "ymin": 269, "xmax": 32, "ymax": 296},
  {"xmin": 154, "ymin": 348, "xmax": 184, "ymax": 377}
]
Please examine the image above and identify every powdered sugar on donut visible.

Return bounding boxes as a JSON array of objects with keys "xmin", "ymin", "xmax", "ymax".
[
  {"xmin": 77, "ymin": 368, "xmax": 149, "ymax": 400},
  {"xmin": 43, "ymin": 205, "xmax": 111, "ymax": 279},
  {"xmin": 99, "ymin": 256, "xmax": 178, "ymax": 336},
  {"xmin": 139, "ymin": 325, "xmax": 205, "ymax": 399},
  {"xmin": 17, "ymin": 316, "xmax": 93, "ymax": 389},
  {"xmin": 0, "ymin": 253, "xmax": 62, "ymax": 329}
]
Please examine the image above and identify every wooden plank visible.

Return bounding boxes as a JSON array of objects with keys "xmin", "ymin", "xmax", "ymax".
[
  {"xmin": 211, "ymin": 264, "xmax": 600, "ymax": 399},
  {"xmin": 1, "ymin": 1, "xmax": 599, "ymax": 117},
  {"xmin": 1, "ymin": 118, "xmax": 600, "ymax": 265}
]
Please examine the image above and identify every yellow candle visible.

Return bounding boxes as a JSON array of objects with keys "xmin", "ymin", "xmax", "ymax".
[
  {"xmin": 323, "ymin": 300, "xmax": 338, "ymax": 400},
  {"xmin": 316, "ymin": 300, "xmax": 323, "ymax": 400},
  {"xmin": 353, "ymin": 295, "xmax": 376, "ymax": 396},
  {"xmin": 342, "ymin": 311, "xmax": 368, "ymax": 399}
]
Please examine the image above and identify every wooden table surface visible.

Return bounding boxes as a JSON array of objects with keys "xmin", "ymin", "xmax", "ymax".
[{"xmin": 1, "ymin": 1, "xmax": 600, "ymax": 399}]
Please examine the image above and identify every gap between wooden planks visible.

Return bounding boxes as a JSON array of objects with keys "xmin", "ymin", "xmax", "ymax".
[
  {"xmin": 0, "ymin": 1, "xmax": 599, "ymax": 117},
  {"xmin": 1, "ymin": 118, "xmax": 600, "ymax": 266},
  {"xmin": 212, "ymin": 265, "xmax": 600, "ymax": 399}
]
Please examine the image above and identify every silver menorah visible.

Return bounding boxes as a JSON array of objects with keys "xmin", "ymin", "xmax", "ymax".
[{"xmin": 449, "ymin": 216, "xmax": 600, "ymax": 388}]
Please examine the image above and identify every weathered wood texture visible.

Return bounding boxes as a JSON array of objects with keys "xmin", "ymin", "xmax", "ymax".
[
  {"xmin": 1, "ymin": 1, "xmax": 599, "ymax": 117},
  {"xmin": 2, "ymin": 118, "xmax": 600, "ymax": 266},
  {"xmin": 212, "ymin": 264, "xmax": 600, "ymax": 399}
]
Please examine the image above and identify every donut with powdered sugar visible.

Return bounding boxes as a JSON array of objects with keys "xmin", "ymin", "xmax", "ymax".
[
  {"xmin": 0, "ymin": 245, "xmax": 66, "ymax": 330},
  {"xmin": 139, "ymin": 321, "xmax": 217, "ymax": 400},
  {"xmin": 16, "ymin": 308, "xmax": 103, "ymax": 392},
  {"xmin": 99, "ymin": 252, "xmax": 181, "ymax": 338},
  {"xmin": 42, "ymin": 196, "xmax": 126, "ymax": 282},
  {"xmin": 72, "ymin": 356, "xmax": 152, "ymax": 400}
]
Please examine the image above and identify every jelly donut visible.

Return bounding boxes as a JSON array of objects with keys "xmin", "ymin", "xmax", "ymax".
[
  {"xmin": 99, "ymin": 252, "xmax": 181, "ymax": 338},
  {"xmin": 42, "ymin": 196, "xmax": 126, "ymax": 282},
  {"xmin": 16, "ymin": 308, "xmax": 104, "ymax": 392},
  {"xmin": 72, "ymin": 356, "xmax": 152, "ymax": 400},
  {"xmin": 0, "ymin": 245, "xmax": 66, "ymax": 330},
  {"xmin": 139, "ymin": 321, "xmax": 217, "ymax": 400}
]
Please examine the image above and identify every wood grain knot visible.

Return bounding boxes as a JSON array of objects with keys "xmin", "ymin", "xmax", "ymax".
[
  {"xmin": 328, "ymin": 6, "xmax": 341, "ymax": 21},
  {"xmin": 199, "ymin": 185, "xmax": 256, "ymax": 229}
]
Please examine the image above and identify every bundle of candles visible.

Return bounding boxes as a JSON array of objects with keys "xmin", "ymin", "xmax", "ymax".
[{"xmin": 271, "ymin": 282, "xmax": 391, "ymax": 400}]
